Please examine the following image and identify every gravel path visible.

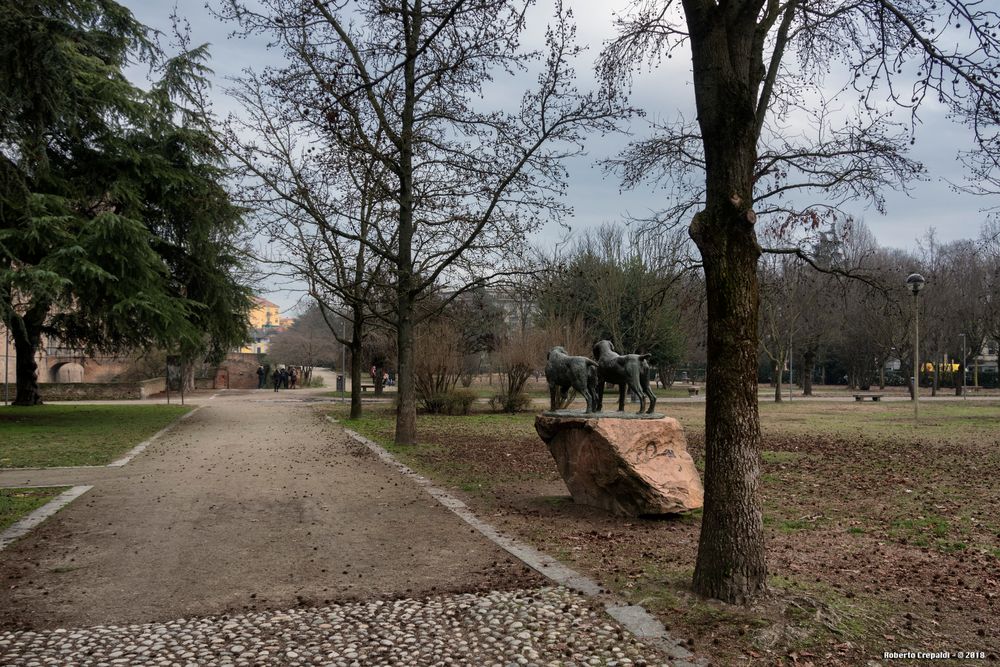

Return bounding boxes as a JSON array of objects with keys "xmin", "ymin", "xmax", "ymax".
[
  {"xmin": 0, "ymin": 388, "xmax": 542, "ymax": 629},
  {"xmin": 0, "ymin": 380, "xmax": 675, "ymax": 665},
  {"xmin": 0, "ymin": 587, "xmax": 666, "ymax": 666}
]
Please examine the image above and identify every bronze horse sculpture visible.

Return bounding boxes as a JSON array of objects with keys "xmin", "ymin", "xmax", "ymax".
[
  {"xmin": 544, "ymin": 346, "xmax": 599, "ymax": 413},
  {"xmin": 592, "ymin": 339, "xmax": 657, "ymax": 414}
]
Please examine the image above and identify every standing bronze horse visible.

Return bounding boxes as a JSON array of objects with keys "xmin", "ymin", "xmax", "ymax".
[{"xmin": 592, "ymin": 340, "xmax": 657, "ymax": 414}]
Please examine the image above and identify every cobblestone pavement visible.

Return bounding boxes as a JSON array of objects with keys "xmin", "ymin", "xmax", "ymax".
[{"xmin": 0, "ymin": 587, "xmax": 668, "ymax": 666}]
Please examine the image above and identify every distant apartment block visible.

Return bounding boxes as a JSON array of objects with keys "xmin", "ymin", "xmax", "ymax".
[{"xmin": 237, "ymin": 296, "xmax": 294, "ymax": 355}]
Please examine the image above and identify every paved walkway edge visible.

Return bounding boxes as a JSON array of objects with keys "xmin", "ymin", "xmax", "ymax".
[
  {"xmin": 107, "ymin": 406, "xmax": 203, "ymax": 467},
  {"xmin": 329, "ymin": 417, "xmax": 702, "ymax": 666},
  {"xmin": 0, "ymin": 485, "xmax": 93, "ymax": 552}
]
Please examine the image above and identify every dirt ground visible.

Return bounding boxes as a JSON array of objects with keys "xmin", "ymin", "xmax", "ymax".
[
  {"xmin": 0, "ymin": 389, "xmax": 542, "ymax": 630},
  {"xmin": 349, "ymin": 403, "xmax": 1000, "ymax": 666}
]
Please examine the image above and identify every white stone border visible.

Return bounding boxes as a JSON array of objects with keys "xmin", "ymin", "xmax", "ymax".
[
  {"xmin": 328, "ymin": 417, "xmax": 702, "ymax": 666},
  {"xmin": 106, "ymin": 406, "xmax": 202, "ymax": 467},
  {"xmin": 0, "ymin": 485, "xmax": 93, "ymax": 551}
]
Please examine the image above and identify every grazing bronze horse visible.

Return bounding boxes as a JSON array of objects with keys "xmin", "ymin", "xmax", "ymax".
[
  {"xmin": 592, "ymin": 340, "xmax": 657, "ymax": 414},
  {"xmin": 545, "ymin": 346, "xmax": 599, "ymax": 412}
]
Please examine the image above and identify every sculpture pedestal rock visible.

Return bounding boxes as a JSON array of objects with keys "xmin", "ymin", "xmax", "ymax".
[{"xmin": 535, "ymin": 413, "xmax": 704, "ymax": 516}]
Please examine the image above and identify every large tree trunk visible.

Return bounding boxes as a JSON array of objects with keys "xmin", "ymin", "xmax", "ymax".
[
  {"xmin": 931, "ymin": 351, "xmax": 939, "ymax": 397},
  {"xmin": 691, "ymin": 216, "xmax": 767, "ymax": 604},
  {"xmin": 394, "ymin": 155, "xmax": 417, "ymax": 443},
  {"xmin": 684, "ymin": 3, "xmax": 768, "ymax": 603},
  {"xmin": 802, "ymin": 349, "xmax": 815, "ymax": 396},
  {"xmin": 393, "ymin": 13, "xmax": 419, "ymax": 446},
  {"xmin": 350, "ymin": 310, "xmax": 363, "ymax": 419},
  {"xmin": 12, "ymin": 329, "xmax": 43, "ymax": 406},
  {"xmin": 905, "ymin": 357, "xmax": 915, "ymax": 399},
  {"xmin": 8, "ymin": 305, "xmax": 46, "ymax": 406},
  {"xmin": 395, "ymin": 288, "xmax": 416, "ymax": 445},
  {"xmin": 773, "ymin": 354, "xmax": 783, "ymax": 402},
  {"xmin": 374, "ymin": 358, "xmax": 385, "ymax": 397},
  {"xmin": 393, "ymin": 175, "xmax": 417, "ymax": 444}
]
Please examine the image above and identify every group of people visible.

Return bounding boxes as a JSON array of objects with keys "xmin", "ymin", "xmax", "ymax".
[
  {"xmin": 257, "ymin": 365, "xmax": 299, "ymax": 391},
  {"xmin": 370, "ymin": 366, "xmax": 394, "ymax": 387}
]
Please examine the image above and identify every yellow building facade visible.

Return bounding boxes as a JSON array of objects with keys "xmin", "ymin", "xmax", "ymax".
[{"xmin": 248, "ymin": 296, "xmax": 281, "ymax": 329}]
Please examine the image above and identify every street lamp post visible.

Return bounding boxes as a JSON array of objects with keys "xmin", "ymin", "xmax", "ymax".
[{"xmin": 907, "ymin": 273, "xmax": 926, "ymax": 422}]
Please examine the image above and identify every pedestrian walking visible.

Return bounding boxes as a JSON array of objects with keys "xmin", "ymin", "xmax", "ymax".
[
  {"xmin": 256, "ymin": 365, "xmax": 266, "ymax": 389},
  {"xmin": 280, "ymin": 367, "xmax": 289, "ymax": 389},
  {"xmin": 289, "ymin": 367, "xmax": 298, "ymax": 389},
  {"xmin": 272, "ymin": 368, "xmax": 281, "ymax": 392}
]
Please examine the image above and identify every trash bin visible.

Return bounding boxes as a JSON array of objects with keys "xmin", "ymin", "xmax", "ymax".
[{"xmin": 336, "ymin": 375, "xmax": 345, "ymax": 392}]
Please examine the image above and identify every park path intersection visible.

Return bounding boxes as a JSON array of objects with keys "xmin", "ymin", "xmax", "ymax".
[{"xmin": 0, "ymin": 383, "xmax": 673, "ymax": 666}]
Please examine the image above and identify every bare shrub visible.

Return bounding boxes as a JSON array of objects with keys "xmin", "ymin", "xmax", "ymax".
[
  {"xmin": 414, "ymin": 318, "xmax": 464, "ymax": 412},
  {"xmin": 536, "ymin": 315, "xmax": 592, "ymax": 358},
  {"xmin": 491, "ymin": 327, "xmax": 549, "ymax": 413}
]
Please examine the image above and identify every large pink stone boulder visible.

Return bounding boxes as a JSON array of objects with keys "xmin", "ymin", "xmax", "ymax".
[{"xmin": 534, "ymin": 414, "xmax": 704, "ymax": 516}]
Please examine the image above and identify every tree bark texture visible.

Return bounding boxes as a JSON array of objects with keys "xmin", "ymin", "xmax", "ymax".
[
  {"xmin": 374, "ymin": 362, "xmax": 385, "ymax": 397},
  {"xmin": 685, "ymin": 0, "xmax": 768, "ymax": 603},
  {"xmin": 932, "ymin": 357, "xmax": 939, "ymax": 397},
  {"xmin": 350, "ymin": 311, "xmax": 364, "ymax": 420},
  {"xmin": 8, "ymin": 305, "xmax": 46, "ymax": 406},
  {"xmin": 802, "ymin": 350, "xmax": 815, "ymax": 396},
  {"xmin": 690, "ymin": 214, "xmax": 768, "ymax": 604},
  {"xmin": 393, "ymin": 159, "xmax": 417, "ymax": 444},
  {"xmin": 773, "ymin": 356, "xmax": 783, "ymax": 402},
  {"xmin": 394, "ymin": 288, "xmax": 416, "ymax": 445},
  {"xmin": 393, "ymin": 7, "xmax": 419, "ymax": 446}
]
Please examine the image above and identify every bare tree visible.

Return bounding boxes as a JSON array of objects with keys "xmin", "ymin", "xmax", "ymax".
[
  {"xmin": 267, "ymin": 304, "xmax": 342, "ymax": 383},
  {"xmin": 413, "ymin": 317, "xmax": 464, "ymax": 410},
  {"xmin": 491, "ymin": 325, "xmax": 548, "ymax": 412},
  {"xmin": 937, "ymin": 240, "xmax": 991, "ymax": 393},
  {"xmin": 534, "ymin": 225, "xmax": 690, "ymax": 370},
  {"xmin": 757, "ymin": 236, "xmax": 815, "ymax": 401},
  {"xmin": 214, "ymin": 0, "xmax": 625, "ymax": 445},
  {"xmin": 600, "ymin": 0, "xmax": 1000, "ymax": 603},
  {"xmin": 979, "ymin": 222, "xmax": 1000, "ymax": 368}
]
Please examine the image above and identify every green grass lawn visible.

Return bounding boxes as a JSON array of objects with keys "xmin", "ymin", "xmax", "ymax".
[
  {"xmin": 0, "ymin": 487, "xmax": 70, "ymax": 532},
  {"xmin": 0, "ymin": 404, "xmax": 192, "ymax": 468}
]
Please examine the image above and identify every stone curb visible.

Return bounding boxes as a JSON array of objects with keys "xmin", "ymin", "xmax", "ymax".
[
  {"xmin": 0, "ymin": 485, "xmax": 93, "ymax": 552},
  {"xmin": 327, "ymin": 417, "xmax": 704, "ymax": 666}
]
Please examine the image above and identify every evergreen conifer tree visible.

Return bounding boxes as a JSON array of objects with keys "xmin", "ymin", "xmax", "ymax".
[{"xmin": 0, "ymin": 0, "xmax": 251, "ymax": 404}]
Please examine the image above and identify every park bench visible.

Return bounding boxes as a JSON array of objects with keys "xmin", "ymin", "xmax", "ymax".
[
  {"xmin": 360, "ymin": 384, "xmax": 376, "ymax": 392},
  {"xmin": 687, "ymin": 386, "xmax": 700, "ymax": 396},
  {"xmin": 853, "ymin": 393, "xmax": 883, "ymax": 401}
]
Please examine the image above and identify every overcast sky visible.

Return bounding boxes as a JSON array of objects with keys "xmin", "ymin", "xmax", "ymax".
[{"xmin": 126, "ymin": 0, "xmax": 997, "ymax": 314}]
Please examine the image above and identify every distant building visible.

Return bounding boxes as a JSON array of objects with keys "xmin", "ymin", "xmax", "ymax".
[
  {"xmin": 239, "ymin": 328, "xmax": 274, "ymax": 355},
  {"xmin": 237, "ymin": 296, "xmax": 295, "ymax": 355},
  {"xmin": 248, "ymin": 296, "xmax": 282, "ymax": 329},
  {"xmin": 974, "ymin": 341, "xmax": 998, "ymax": 375}
]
